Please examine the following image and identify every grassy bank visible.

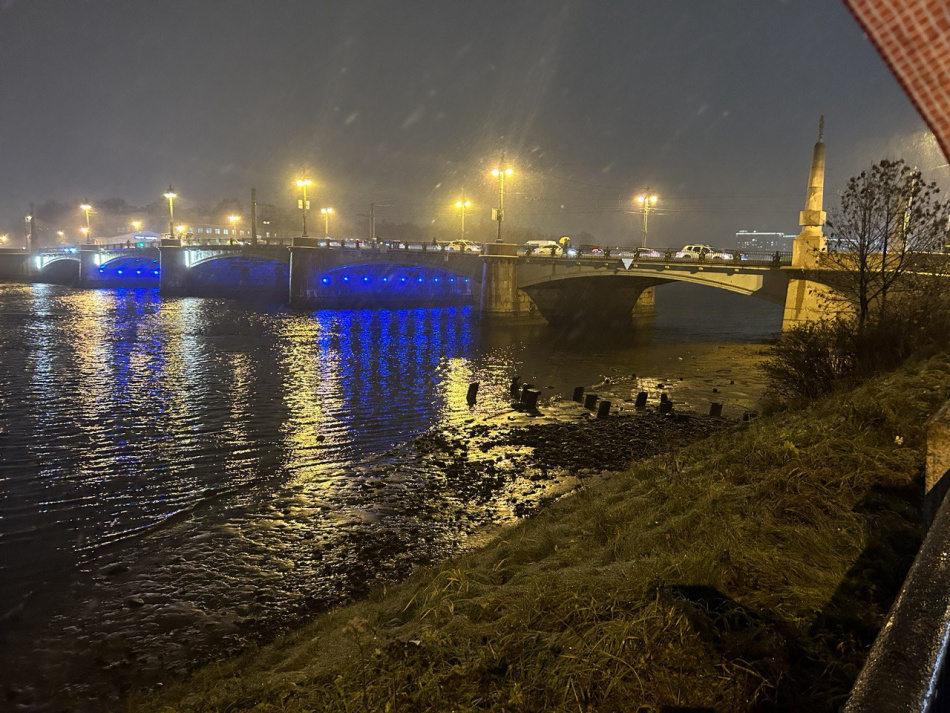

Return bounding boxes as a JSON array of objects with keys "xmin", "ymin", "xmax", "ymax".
[{"xmin": 129, "ymin": 355, "xmax": 950, "ymax": 712}]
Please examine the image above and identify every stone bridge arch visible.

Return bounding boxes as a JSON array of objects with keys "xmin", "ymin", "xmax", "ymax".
[{"xmin": 513, "ymin": 259, "xmax": 790, "ymax": 326}]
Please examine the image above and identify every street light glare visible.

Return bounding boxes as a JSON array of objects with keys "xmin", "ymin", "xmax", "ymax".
[
  {"xmin": 296, "ymin": 179, "xmax": 312, "ymax": 187},
  {"xmin": 80, "ymin": 203, "xmax": 91, "ymax": 211},
  {"xmin": 164, "ymin": 191, "xmax": 176, "ymax": 199},
  {"xmin": 321, "ymin": 207, "xmax": 333, "ymax": 214}
]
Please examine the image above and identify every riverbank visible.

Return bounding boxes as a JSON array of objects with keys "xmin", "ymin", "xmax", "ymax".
[{"xmin": 127, "ymin": 355, "xmax": 950, "ymax": 712}]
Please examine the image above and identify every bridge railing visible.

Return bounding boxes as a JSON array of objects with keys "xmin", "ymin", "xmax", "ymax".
[
  {"xmin": 845, "ymin": 401, "xmax": 950, "ymax": 713},
  {"xmin": 519, "ymin": 245, "xmax": 792, "ymax": 265}
]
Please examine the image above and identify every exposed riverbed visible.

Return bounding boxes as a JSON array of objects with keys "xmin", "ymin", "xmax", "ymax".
[{"xmin": 0, "ymin": 282, "xmax": 782, "ymax": 710}]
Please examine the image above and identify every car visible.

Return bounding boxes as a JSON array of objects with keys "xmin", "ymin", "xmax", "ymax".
[
  {"xmin": 577, "ymin": 244, "xmax": 605, "ymax": 256},
  {"xmin": 444, "ymin": 240, "xmax": 482, "ymax": 253},
  {"xmin": 525, "ymin": 240, "xmax": 563, "ymax": 256},
  {"xmin": 675, "ymin": 244, "xmax": 714, "ymax": 260}
]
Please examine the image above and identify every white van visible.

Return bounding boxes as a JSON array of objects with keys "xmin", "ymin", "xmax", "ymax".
[{"xmin": 524, "ymin": 240, "xmax": 563, "ymax": 256}]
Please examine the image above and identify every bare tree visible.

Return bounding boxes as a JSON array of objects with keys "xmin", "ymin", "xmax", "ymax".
[{"xmin": 823, "ymin": 159, "xmax": 950, "ymax": 328}]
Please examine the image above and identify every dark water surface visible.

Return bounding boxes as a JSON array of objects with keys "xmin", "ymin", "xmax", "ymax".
[{"xmin": 0, "ymin": 282, "xmax": 782, "ymax": 710}]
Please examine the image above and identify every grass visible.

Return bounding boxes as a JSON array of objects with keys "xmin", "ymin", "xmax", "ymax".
[{"xmin": 126, "ymin": 355, "xmax": 950, "ymax": 712}]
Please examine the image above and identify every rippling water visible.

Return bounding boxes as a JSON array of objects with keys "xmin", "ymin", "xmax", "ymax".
[{"xmin": 0, "ymin": 282, "xmax": 782, "ymax": 709}]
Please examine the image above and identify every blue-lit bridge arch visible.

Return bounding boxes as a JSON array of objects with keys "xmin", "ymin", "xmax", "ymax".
[{"xmin": 308, "ymin": 263, "xmax": 473, "ymax": 306}]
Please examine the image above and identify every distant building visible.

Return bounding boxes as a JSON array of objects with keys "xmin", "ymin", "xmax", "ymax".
[{"xmin": 735, "ymin": 230, "xmax": 794, "ymax": 253}]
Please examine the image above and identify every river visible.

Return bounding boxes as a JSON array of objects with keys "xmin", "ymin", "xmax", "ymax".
[{"xmin": 0, "ymin": 281, "xmax": 782, "ymax": 710}]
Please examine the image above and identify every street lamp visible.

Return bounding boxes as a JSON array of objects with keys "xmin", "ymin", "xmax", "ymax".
[
  {"xmin": 296, "ymin": 179, "xmax": 312, "ymax": 237},
  {"xmin": 0, "ymin": 234, "xmax": 7, "ymax": 244},
  {"xmin": 164, "ymin": 185, "xmax": 177, "ymax": 239},
  {"xmin": 228, "ymin": 215, "xmax": 240, "ymax": 245},
  {"xmin": 131, "ymin": 220, "xmax": 142, "ymax": 232},
  {"xmin": 635, "ymin": 189, "xmax": 658, "ymax": 247},
  {"xmin": 80, "ymin": 200, "xmax": 92, "ymax": 242},
  {"xmin": 491, "ymin": 158, "xmax": 513, "ymax": 243},
  {"xmin": 320, "ymin": 207, "xmax": 333, "ymax": 237},
  {"xmin": 455, "ymin": 198, "xmax": 471, "ymax": 240},
  {"xmin": 56, "ymin": 230, "xmax": 65, "ymax": 242}
]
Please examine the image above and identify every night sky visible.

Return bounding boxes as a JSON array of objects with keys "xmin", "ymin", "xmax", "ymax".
[{"xmin": 0, "ymin": 0, "xmax": 943, "ymax": 247}]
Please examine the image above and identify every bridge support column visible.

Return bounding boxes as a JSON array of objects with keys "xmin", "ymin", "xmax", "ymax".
[
  {"xmin": 0, "ymin": 250, "xmax": 31, "ymax": 281},
  {"xmin": 78, "ymin": 245, "xmax": 100, "ymax": 288},
  {"xmin": 782, "ymin": 277, "xmax": 834, "ymax": 330},
  {"xmin": 632, "ymin": 286, "xmax": 656, "ymax": 318},
  {"xmin": 289, "ymin": 237, "xmax": 322, "ymax": 307},
  {"xmin": 159, "ymin": 245, "xmax": 189, "ymax": 296},
  {"xmin": 480, "ymin": 243, "xmax": 520, "ymax": 318}
]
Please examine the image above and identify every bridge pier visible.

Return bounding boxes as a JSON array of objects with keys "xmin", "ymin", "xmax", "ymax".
[
  {"xmin": 78, "ymin": 244, "xmax": 102, "ymax": 288},
  {"xmin": 159, "ymin": 245, "xmax": 189, "ymax": 296},
  {"xmin": 632, "ymin": 286, "xmax": 656, "ymax": 318},
  {"xmin": 288, "ymin": 238, "xmax": 323, "ymax": 307},
  {"xmin": 479, "ymin": 243, "xmax": 522, "ymax": 318},
  {"xmin": 0, "ymin": 249, "xmax": 32, "ymax": 281}
]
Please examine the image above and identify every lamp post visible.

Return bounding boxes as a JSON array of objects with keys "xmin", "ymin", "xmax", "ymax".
[
  {"xmin": 635, "ymin": 189, "xmax": 658, "ymax": 247},
  {"xmin": 80, "ymin": 200, "xmax": 92, "ymax": 243},
  {"xmin": 491, "ymin": 158, "xmax": 513, "ymax": 243},
  {"xmin": 24, "ymin": 212, "xmax": 33, "ymax": 252},
  {"xmin": 320, "ymin": 207, "xmax": 333, "ymax": 237},
  {"xmin": 228, "ymin": 215, "xmax": 240, "ymax": 245},
  {"xmin": 164, "ymin": 185, "xmax": 177, "ymax": 238},
  {"xmin": 455, "ymin": 198, "xmax": 471, "ymax": 240},
  {"xmin": 296, "ymin": 179, "xmax": 312, "ymax": 237},
  {"xmin": 131, "ymin": 220, "xmax": 142, "ymax": 232}
]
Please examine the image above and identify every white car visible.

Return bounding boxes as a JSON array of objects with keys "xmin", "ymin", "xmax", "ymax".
[
  {"xmin": 525, "ymin": 240, "xmax": 563, "ymax": 256},
  {"xmin": 674, "ymin": 244, "xmax": 714, "ymax": 260},
  {"xmin": 444, "ymin": 240, "xmax": 482, "ymax": 253}
]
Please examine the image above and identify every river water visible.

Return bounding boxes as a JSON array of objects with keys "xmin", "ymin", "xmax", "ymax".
[{"xmin": 0, "ymin": 282, "xmax": 782, "ymax": 710}]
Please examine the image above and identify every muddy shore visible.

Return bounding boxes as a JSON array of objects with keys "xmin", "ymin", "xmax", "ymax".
[{"xmin": 4, "ymin": 388, "xmax": 731, "ymax": 712}]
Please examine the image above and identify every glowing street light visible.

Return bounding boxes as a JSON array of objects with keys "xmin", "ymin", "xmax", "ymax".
[
  {"xmin": 296, "ymin": 179, "xmax": 312, "ymax": 237},
  {"xmin": 80, "ymin": 200, "xmax": 92, "ymax": 242},
  {"xmin": 164, "ymin": 185, "xmax": 177, "ymax": 238},
  {"xmin": 131, "ymin": 220, "xmax": 142, "ymax": 232},
  {"xmin": 228, "ymin": 215, "xmax": 240, "ymax": 245},
  {"xmin": 635, "ymin": 189, "xmax": 658, "ymax": 247},
  {"xmin": 56, "ymin": 230, "xmax": 65, "ymax": 241},
  {"xmin": 80, "ymin": 227, "xmax": 89, "ymax": 238},
  {"xmin": 454, "ymin": 198, "xmax": 471, "ymax": 240},
  {"xmin": 0, "ymin": 234, "xmax": 7, "ymax": 244},
  {"xmin": 176, "ymin": 225, "xmax": 186, "ymax": 236},
  {"xmin": 491, "ymin": 157, "xmax": 514, "ymax": 243},
  {"xmin": 320, "ymin": 207, "xmax": 333, "ymax": 237}
]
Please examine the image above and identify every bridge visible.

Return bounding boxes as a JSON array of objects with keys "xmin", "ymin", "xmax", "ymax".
[
  {"xmin": 0, "ymin": 239, "xmax": 800, "ymax": 326},
  {"xmin": 0, "ymin": 132, "xmax": 835, "ymax": 331}
]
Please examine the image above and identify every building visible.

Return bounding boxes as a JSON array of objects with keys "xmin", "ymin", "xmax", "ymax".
[{"xmin": 735, "ymin": 230, "xmax": 794, "ymax": 253}]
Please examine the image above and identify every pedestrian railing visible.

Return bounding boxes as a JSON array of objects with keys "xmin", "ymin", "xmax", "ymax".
[{"xmin": 845, "ymin": 401, "xmax": 950, "ymax": 713}]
